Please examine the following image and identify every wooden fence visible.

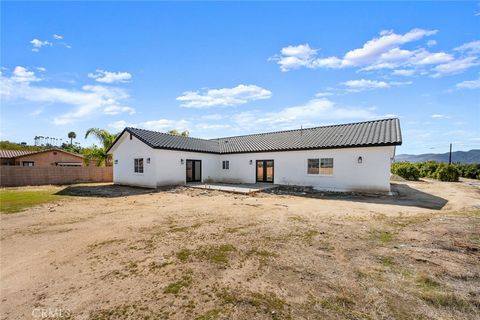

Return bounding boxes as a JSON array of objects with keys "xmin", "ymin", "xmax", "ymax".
[{"xmin": 0, "ymin": 166, "xmax": 113, "ymax": 187}]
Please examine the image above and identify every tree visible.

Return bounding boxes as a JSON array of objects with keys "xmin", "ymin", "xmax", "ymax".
[
  {"xmin": 83, "ymin": 128, "xmax": 118, "ymax": 166},
  {"xmin": 168, "ymin": 129, "xmax": 190, "ymax": 137},
  {"xmin": 68, "ymin": 131, "xmax": 77, "ymax": 145}
]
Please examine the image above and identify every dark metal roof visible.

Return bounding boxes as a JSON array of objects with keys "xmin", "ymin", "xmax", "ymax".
[{"xmin": 111, "ymin": 118, "xmax": 402, "ymax": 154}]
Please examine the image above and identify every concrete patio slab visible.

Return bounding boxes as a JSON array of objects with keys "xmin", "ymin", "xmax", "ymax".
[{"xmin": 186, "ymin": 182, "xmax": 278, "ymax": 194}]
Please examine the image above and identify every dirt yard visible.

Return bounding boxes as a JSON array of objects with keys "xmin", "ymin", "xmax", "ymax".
[{"xmin": 1, "ymin": 179, "xmax": 479, "ymax": 319}]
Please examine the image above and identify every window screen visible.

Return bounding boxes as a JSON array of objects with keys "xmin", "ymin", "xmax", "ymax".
[
  {"xmin": 134, "ymin": 158, "xmax": 144, "ymax": 173},
  {"xmin": 307, "ymin": 159, "xmax": 319, "ymax": 174}
]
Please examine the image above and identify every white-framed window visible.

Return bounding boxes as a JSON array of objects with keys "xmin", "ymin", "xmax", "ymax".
[
  {"xmin": 307, "ymin": 159, "xmax": 319, "ymax": 174},
  {"xmin": 22, "ymin": 161, "xmax": 34, "ymax": 167},
  {"xmin": 307, "ymin": 158, "xmax": 333, "ymax": 175},
  {"xmin": 222, "ymin": 160, "xmax": 229, "ymax": 170},
  {"xmin": 134, "ymin": 158, "xmax": 144, "ymax": 173},
  {"xmin": 320, "ymin": 158, "xmax": 334, "ymax": 175}
]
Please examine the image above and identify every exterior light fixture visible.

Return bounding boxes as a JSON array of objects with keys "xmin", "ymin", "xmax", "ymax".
[
  {"xmin": 114, "ymin": 159, "xmax": 118, "ymax": 164},
  {"xmin": 181, "ymin": 159, "xmax": 184, "ymax": 165},
  {"xmin": 147, "ymin": 158, "xmax": 151, "ymax": 164},
  {"xmin": 358, "ymin": 156, "xmax": 363, "ymax": 164},
  {"xmin": 249, "ymin": 160, "xmax": 253, "ymax": 165}
]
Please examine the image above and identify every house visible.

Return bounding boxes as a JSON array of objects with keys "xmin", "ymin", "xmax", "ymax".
[
  {"xmin": 107, "ymin": 118, "xmax": 402, "ymax": 192},
  {"xmin": 0, "ymin": 148, "xmax": 86, "ymax": 167}
]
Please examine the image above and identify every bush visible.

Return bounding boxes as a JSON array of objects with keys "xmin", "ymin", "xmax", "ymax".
[
  {"xmin": 391, "ymin": 162, "xmax": 420, "ymax": 181},
  {"xmin": 416, "ymin": 161, "xmax": 440, "ymax": 178},
  {"xmin": 434, "ymin": 164, "xmax": 460, "ymax": 182},
  {"xmin": 456, "ymin": 163, "xmax": 480, "ymax": 179}
]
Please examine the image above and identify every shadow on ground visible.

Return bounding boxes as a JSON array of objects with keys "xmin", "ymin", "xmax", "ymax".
[
  {"xmin": 56, "ymin": 182, "xmax": 448, "ymax": 210},
  {"xmin": 55, "ymin": 184, "xmax": 176, "ymax": 198},
  {"xmin": 272, "ymin": 183, "xmax": 448, "ymax": 210}
]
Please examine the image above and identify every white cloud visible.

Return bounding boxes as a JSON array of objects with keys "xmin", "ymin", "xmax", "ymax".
[
  {"xmin": 233, "ymin": 98, "xmax": 378, "ymax": 130},
  {"xmin": 272, "ymin": 30, "xmax": 480, "ymax": 77},
  {"xmin": 431, "ymin": 114, "xmax": 448, "ymax": 119},
  {"xmin": 432, "ymin": 57, "xmax": 479, "ymax": 77},
  {"xmin": 10, "ymin": 66, "xmax": 41, "ymax": 83},
  {"xmin": 343, "ymin": 29, "xmax": 437, "ymax": 66},
  {"xmin": 342, "ymin": 79, "xmax": 390, "ymax": 90},
  {"xmin": 177, "ymin": 84, "xmax": 272, "ymax": 108},
  {"xmin": 455, "ymin": 77, "xmax": 480, "ymax": 89},
  {"xmin": 315, "ymin": 91, "xmax": 334, "ymax": 97},
  {"xmin": 392, "ymin": 69, "xmax": 416, "ymax": 76},
  {"xmin": 88, "ymin": 69, "xmax": 132, "ymax": 84},
  {"xmin": 53, "ymin": 34, "xmax": 63, "ymax": 40},
  {"xmin": 454, "ymin": 40, "xmax": 480, "ymax": 55},
  {"xmin": 30, "ymin": 39, "xmax": 52, "ymax": 52},
  {"xmin": 272, "ymin": 28, "xmax": 438, "ymax": 72},
  {"xmin": 1, "ymin": 66, "xmax": 135, "ymax": 125},
  {"xmin": 341, "ymin": 79, "xmax": 411, "ymax": 92},
  {"xmin": 109, "ymin": 119, "xmax": 189, "ymax": 132}
]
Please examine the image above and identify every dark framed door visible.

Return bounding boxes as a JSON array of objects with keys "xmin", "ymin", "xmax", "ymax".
[
  {"xmin": 186, "ymin": 160, "xmax": 202, "ymax": 182},
  {"xmin": 256, "ymin": 160, "xmax": 274, "ymax": 183}
]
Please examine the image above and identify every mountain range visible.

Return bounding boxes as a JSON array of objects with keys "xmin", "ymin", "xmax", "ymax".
[{"xmin": 395, "ymin": 149, "xmax": 480, "ymax": 164}]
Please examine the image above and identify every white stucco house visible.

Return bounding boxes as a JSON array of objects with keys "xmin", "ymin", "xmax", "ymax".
[{"xmin": 107, "ymin": 118, "xmax": 402, "ymax": 192}]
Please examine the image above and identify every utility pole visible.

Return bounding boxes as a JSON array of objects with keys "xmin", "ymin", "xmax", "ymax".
[{"xmin": 448, "ymin": 143, "xmax": 452, "ymax": 165}]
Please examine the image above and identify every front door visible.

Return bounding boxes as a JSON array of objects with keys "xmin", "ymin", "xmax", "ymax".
[
  {"xmin": 256, "ymin": 160, "xmax": 274, "ymax": 183},
  {"xmin": 186, "ymin": 160, "xmax": 202, "ymax": 182}
]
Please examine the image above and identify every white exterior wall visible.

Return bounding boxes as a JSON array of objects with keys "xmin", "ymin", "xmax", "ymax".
[
  {"xmin": 110, "ymin": 132, "xmax": 395, "ymax": 192},
  {"xmin": 110, "ymin": 133, "xmax": 158, "ymax": 188},
  {"xmin": 217, "ymin": 146, "xmax": 395, "ymax": 192}
]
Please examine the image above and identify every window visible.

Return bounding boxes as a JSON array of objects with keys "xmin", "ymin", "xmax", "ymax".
[
  {"xmin": 22, "ymin": 161, "xmax": 34, "ymax": 167},
  {"xmin": 307, "ymin": 159, "xmax": 319, "ymax": 174},
  {"xmin": 320, "ymin": 158, "xmax": 333, "ymax": 175},
  {"xmin": 134, "ymin": 158, "xmax": 144, "ymax": 173},
  {"xmin": 307, "ymin": 158, "xmax": 333, "ymax": 175},
  {"xmin": 222, "ymin": 160, "xmax": 229, "ymax": 170}
]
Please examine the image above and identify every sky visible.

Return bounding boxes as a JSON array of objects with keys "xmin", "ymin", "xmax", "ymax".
[{"xmin": 1, "ymin": 1, "xmax": 479, "ymax": 155}]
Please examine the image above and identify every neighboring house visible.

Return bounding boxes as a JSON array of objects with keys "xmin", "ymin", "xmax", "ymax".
[
  {"xmin": 0, "ymin": 148, "xmax": 86, "ymax": 167},
  {"xmin": 107, "ymin": 118, "xmax": 402, "ymax": 192}
]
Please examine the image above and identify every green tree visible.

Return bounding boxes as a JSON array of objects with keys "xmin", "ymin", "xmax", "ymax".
[
  {"xmin": 83, "ymin": 128, "xmax": 118, "ymax": 166},
  {"xmin": 168, "ymin": 129, "xmax": 190, "ymax": 137},
  {"xmin": 68, "ymin": 131, "xmax": 77, "ymax": 145}
]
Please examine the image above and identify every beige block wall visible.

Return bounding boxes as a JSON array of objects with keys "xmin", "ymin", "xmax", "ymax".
[{"xmin": 0, "ymin": 167, "xmax": 113, "ymax": 187}]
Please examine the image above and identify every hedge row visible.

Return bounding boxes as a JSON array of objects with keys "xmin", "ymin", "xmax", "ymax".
[{"xmin": 391, "ymin": 161, "xmax": 480, "ymax": 182}]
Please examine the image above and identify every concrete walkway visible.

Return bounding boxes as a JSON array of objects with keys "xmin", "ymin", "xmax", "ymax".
[{"xmin": 186, "ymin": 182, "xmax": 277, "ymax": 194}]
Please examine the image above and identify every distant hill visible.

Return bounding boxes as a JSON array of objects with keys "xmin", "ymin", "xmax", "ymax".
[{"xmin": 395, "ymin": 149, "xmax": 480, "ymax": 164}]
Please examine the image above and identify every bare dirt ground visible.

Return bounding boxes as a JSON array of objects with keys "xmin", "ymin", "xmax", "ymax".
[{"xmin": 1, "ymin": 179, "xmax": 479, "ymax": 319}]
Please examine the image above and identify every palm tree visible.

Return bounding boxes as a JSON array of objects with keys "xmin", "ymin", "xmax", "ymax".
[
  {"xmin": 84, "ymin": 128, "xmax": 118, "ymax": 166},
  {"xmin": 68, "ymin": 131, "xmax": 76, "ymax": 145}
]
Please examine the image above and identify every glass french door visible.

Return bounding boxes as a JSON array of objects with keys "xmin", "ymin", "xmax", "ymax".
[
  {"xmin": 256, "ymin": 160, "xmax": 274, "ymax": 183},
  {"xmin": 186, "ymin": 160, "xmax": 202, "ymax": 182}
]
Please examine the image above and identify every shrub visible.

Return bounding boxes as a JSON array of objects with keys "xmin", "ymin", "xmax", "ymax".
[
  {"xmin": 434, "ymin": 164, "xmax": 460, "ymax": 182},
  {"xmin": 391, "ymin": 162, "xmax": 420, "ymax": 181},
  {"xmin": 416, "ymin": 161, "xmax": 440, "ymax": 178},
  {"xmin": 456, "ymin": 164, "xmax": 480, "ymax": 179}
]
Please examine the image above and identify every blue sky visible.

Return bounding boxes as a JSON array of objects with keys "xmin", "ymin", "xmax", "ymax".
[{"xmin": 1, "ymin": 1, "xmax": 479, "ymax": 154}]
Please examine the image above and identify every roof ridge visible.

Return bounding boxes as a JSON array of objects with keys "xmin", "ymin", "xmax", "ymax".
[
  {"xmin": 127, "ymin": 127, "xmax": 220, "ymax": 145},
  {"xmin": 212, "ymin": 118, "xmax": 399, "ymax": 140}
]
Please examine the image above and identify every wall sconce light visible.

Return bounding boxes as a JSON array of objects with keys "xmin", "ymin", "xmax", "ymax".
[
  {"xmin": 358, "ymin": 156, "xmax": 363, "ymax": 164},
  {"xmin": 249, "ymin": 160, "xmax": 253, "ymax": 165},
  {"xmin": 180, "ymin": 159, "xmax": 184, "ymax": 165},
  {"xmin": 114, "ymin": 159, "xmax": 118, "ymax": 164},
  {"xmin": 147, "ymin": 158, "xmax": 151, "ymax": 164}
]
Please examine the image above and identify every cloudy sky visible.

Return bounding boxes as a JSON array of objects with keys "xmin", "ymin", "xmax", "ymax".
[{"xmin": 1, "ymin": 2, "xmax": 479, "ymax": 154}]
